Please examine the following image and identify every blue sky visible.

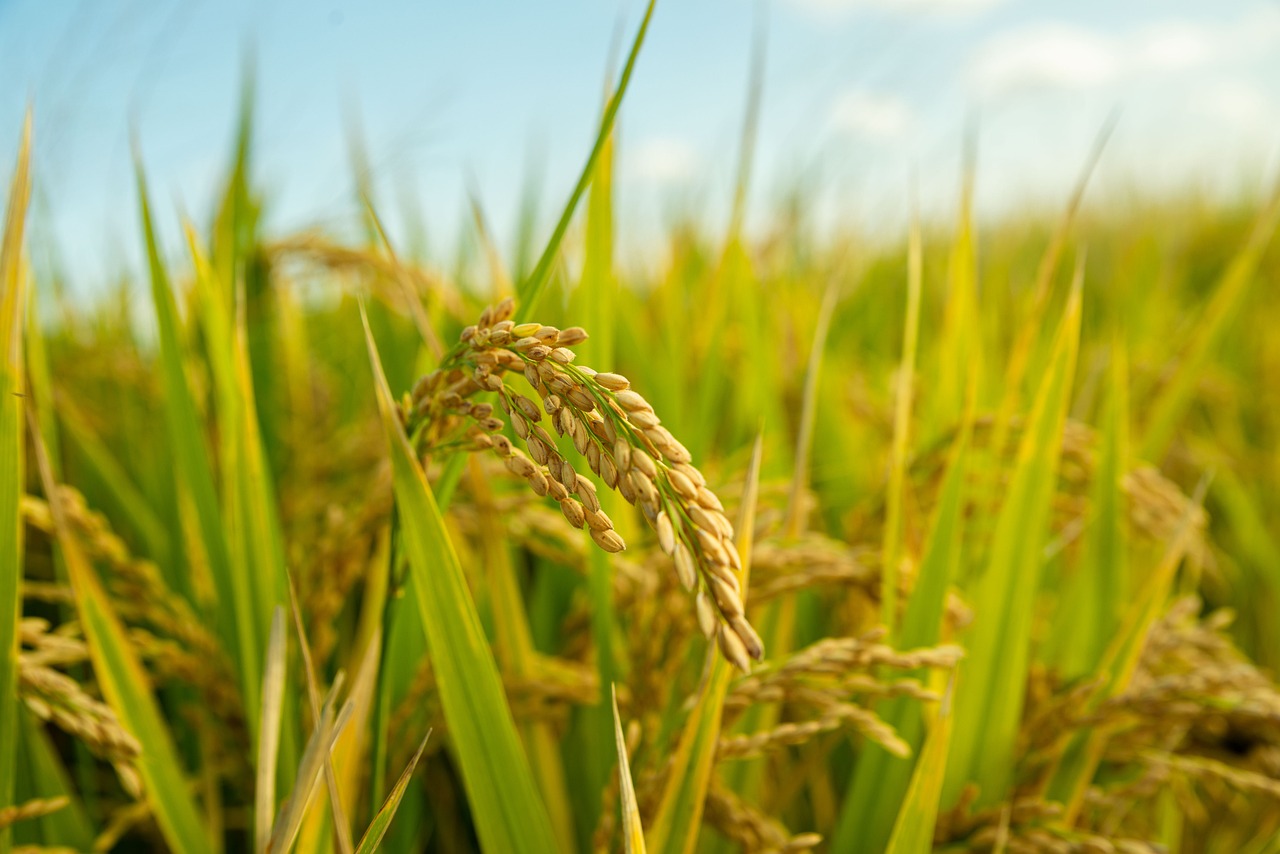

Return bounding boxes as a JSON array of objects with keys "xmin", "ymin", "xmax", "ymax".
[{"xmin": 2, "ymin": 0, "xmax": 1279, "ymax": 291}]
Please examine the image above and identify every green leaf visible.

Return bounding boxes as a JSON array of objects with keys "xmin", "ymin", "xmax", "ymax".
[
  {"xmin": 29, "ymin": 418, "xmax": 212, "ymax": 854},
  {"xmin": 255, "ymin": 608, "xmax": 287, "ymax": 854},
  {"xmin": 354, "ymin": 732, "xmax": 431, "ymax": 854},
  {"xmin": 612, "ymin": 686, "xmax": 646, "ymax": 854},
  {"xmin": 885, "ymin": 681, "xmax": 956, "ymax": 854},
  {"xmin": 268, "ymin": 678, "xmax": 354, "ymax": 854},
  {"xmin": 929, "ymin": 139, "xmax": 982, "ymax": 436},
  {"xmin": 135, "ymin": 162, "xmax": 250, "ymax": 712},
  {"xmin": 882, "ymin": 211, "xmax": 924, "ymax": 636},
  {"xmin": 361, "ymin": 302, "xmax": 558, "ymax": 854},
  {"xmin": 287, "ymin": 575, "xmax": 353, "ymax": 854},
  {"xmin": 1139, "ymin": 182, "xmax": 1280, "ymax": 461},
  {"xmin": 1046, "ymin": 479, "xmax": 1207, "ymax": 820},
  {"xmin": 14, "ymin": 710, "xmax": 95, "ymax": 848},
  {"xmin": 646, "ymin": 433, "xmax": 764, "ymax": 854},
  {"xmin": 0, "ymin": 110, "xmax": 32, "ymax": 853},
  {"xmin": 56, "ymin": 396, "xmax": 172, "ymax": 570},
  {"xmin": 835, "ymin": 413, "xmax": 972, "ymax": 853},
  {"xmin": 516, "ymin": 0, "xmax": 655, "ymax": 321},
  {"xmin": 944, "ymin": 275, "xmax": 1083, "ymax": 807},
  {"xmin": 1051, "ymin": 339, "xmax": 1129, "ymax": 678}
]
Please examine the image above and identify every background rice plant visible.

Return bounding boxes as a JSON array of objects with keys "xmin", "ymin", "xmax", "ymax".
[{"xmin": 5, "ymin": 16, "xmax": 1280, "ymax": 854}]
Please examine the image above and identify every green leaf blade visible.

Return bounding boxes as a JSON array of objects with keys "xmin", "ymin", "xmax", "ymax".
[
  {"xmin": 0, "ymin": 110, "xmax": 32, "ymax": 853},
  {"xmin": 361, "ymin": 304, "xmax": 558, "ymax": 854},
  {"xmin": 944, "ymin": 279, "xmax": 1083, "ymax": 807}
]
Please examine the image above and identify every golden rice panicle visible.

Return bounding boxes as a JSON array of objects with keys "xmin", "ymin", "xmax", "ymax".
[{"xmin": 414, "ymin": 299, "xmax": 764, "ymax": 670}]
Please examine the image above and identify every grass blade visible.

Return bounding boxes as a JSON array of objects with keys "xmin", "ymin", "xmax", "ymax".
[
  {"xmin": 268, "ymin": 679, "xmax": 354, "ymax": 854},
  {"xmin": 0, "ymin": 110, "xmax": 31, "ymax": 854},
  {"xmin": 1050, "ymin": 339, "xmax": 1129, "ymax": 678},
  {"xmin": 255, "ymin": 607, "xmax": 287, "ymax": 854},
  {"xmin": 1046, "ymin": 479, "xmax": 1207, "ymax": 821},
  {"xmin": 28, "ymin": 412, "xmax": 212, "ymax": 854},
  {"xmin": 646, "ymin": 432, "xmax": 764, "ymax": 854},
  {"xmin": 1139, "ymin": 180, "xmax": 1280, "ymax": 461},
  {"xmin": 835, "ymin": 411, "xmax": 972, "ymax": 853},
  {"xmin": 465, "ymin": 458, "xmax": 576, "ymax": 850},
  {"xmin": 56, "ymin": 395, "xmax": 172, "ymax": 569},
  {"xmin": 516, "ymin": 0, "xmax": 655, "ymax": 321},
  {"xmin": 612, "ymin": 686, "xmax": 646, "ymax": 854},
  {"xmin": 361, "ymin": 301, "xmax": 558, "ymax": 854},
  {"xmin": 287, "ymin": 576, "xmax": 353, "ymax": 854},
  {"xmin": 885, "ymin": 681, "xmax": 956, "ymax": 854},
  {"xmin": 135, "ymin": 161, "xmax": 249, "ymax": 709},
  {"xmin": 14, "ymin": 710, "xmax": 95, "ymax": 848},
  {"xmin": 882, "ymin": 206, "xmax": 924, "ymax": 635},
  {"xmin": 354, "ymin": 732, "xmax": 431, "ymax": 854},
  {"xmin": 929, "ymin": 135, "xmax": 982, "ymax": 436},
  {"xmin": 943, "ymin": 272, "xmax": 1083, "ymax": 807}
]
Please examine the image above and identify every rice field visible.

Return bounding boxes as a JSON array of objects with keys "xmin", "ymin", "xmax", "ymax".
[{"xmin": 5, "ymin": 9, "xmax": 1280, "ymax": 854}]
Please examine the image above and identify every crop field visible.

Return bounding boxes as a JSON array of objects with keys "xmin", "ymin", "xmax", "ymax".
[{"xmin": 4, "ymin": 9, "xmax": 1280, "ymax": 854}]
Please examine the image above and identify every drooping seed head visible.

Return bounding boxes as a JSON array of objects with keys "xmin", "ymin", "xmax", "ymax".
[
  {"xmin": 526, "ymin": 468, "xmax": 549, "ymax": 496},
  {"xmin": 575, "ymin": 476, "xmax": 600, "ymax": 512},
  {"xmin": 584, "ymin": 508, "xmax": 613, "ymax": 532},
  {"xmin": 728, "ymin": 614, "xmax": 764, "ymax": 661},
  {"xmin": 512, "ymin": 322, "xmax": 540, "ymax": 337},
  {"xmin": 666, "ymin": 468, "xmax": 698, "ymax": 501},
  {"xmin": 589, "ymin": 527, "xmax": 626, "ymax": 553},
  {"xmin": 506, "ymin": 454, "xmax": 536, "ymax": 479},
  {"xmin": 614, "ymin": 390, "xmax": 650, "ymax": 412},
  {"xmin": 613, "ymin": 439, "xmax": 632, "ymax": 473},
  {"xmin": 630, "ymin": 450, "xmax": 658, "ymax": 480},
  {"xmin": 655, "ymin": 511, "xmax": 675, "ymax": 554},
  {"xmin": 594, "ymin": 372, "xmax": 630, "ymax": 391},
  {"xmin": 695, "ymin": 591, "xmax": 718, "ymax": 639},
  {"xmin": 556, "ymin": 326, "xmax": 589, "ymax": 346},
  {"xmin": 560, "ymin": 498, "xmax": 586, "ymax": 529},
  {"xmin": 717, "ymin": 625, "xmax": 752, "ymax": 672},
  {"xmin": 673, "ymin": 542, "xmax": 697, "ymax": 591}
]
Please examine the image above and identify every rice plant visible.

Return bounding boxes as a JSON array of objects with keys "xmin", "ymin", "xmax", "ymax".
[{"xmin": 5, "ymin": 11, "xmax": 1280, "ymax": 854}]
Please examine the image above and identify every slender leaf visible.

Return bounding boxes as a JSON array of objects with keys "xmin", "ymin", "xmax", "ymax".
[
  {"xmin": 612, "ymin": 686, "xmax": 646, "ymax": 854},
  {"xmin": 1047, "ymin": 479, "xmax": 1208, "ymax": 820},
  {"xmin": 256, "ymin": 608, "xmax": 287, "ymax": 854},
  {"xmin": 1140, "ymin": 181, "xmax": 1280, "ymax": 461},
  {"xmin": 883, "ymin": 208, "xmax": 923, "ymax": 635},
  {"xmin": 516, "ymin": 0, "xmax": 655, "ymax": 320},
  {"xmin": 28, "ymin": 411, "xmax": 212, "ymax": 854},
  {"xmin": 944, "ymin": 275, "xmax": 1083, "ymax": 807},
  {"xmin": 836, "ymin": 413, "xmax": 972, "ymax": 853},
  {"xmin": 268, "ymin": 679, "xmax": 354, "ymax": 854},
  {"xmin": 0, "ymin": 110, "xmax": 31, "ymax": 853},
  {"xmin": 354, "ymin": 732, "xmax": 431, "ymax": 854},
  {"xmin": 1051, "ymin": 339, "xmax": 1129, "ymax": 678},
  {"xmin": 361, "ymin": 302, "xmax": 558, "ymax": 854},
  {"xmin": 287, "ymin": 576, "xmax": 353, "ymax": 854},
  {"xmin": 885, "ymin": 681, "xmax": 956, "ymax": 854},
  {"xmin": 136, "ymin": 162, "xmax": 248, "ymax": 709}
]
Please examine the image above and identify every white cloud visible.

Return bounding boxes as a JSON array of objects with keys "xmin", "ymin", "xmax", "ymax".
[
  {"xmin": 1191, "ymin": 79, "xmax": 1274, "ymax": 129},
  {"xmin": 1133, "ymin": 22, "xmax": 1214, "ymax": 72},
  {"xmin": 829, "ymin": 90, "xmax": 913, "ymax": 140},
  {"xmin": 970, "ymin": 11, "xmax": 1280, "ymax": 97},
  {"xmin": 624, "ymin": 136, "xmax": 700, "ymax": 184},
  {"xmin": 791, "ymin": 0, "xmax": 1004, "ymax": 19},
  {"xmin": 970, "ymin": 24, "xmax": 1120, "ymax": 95}
]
